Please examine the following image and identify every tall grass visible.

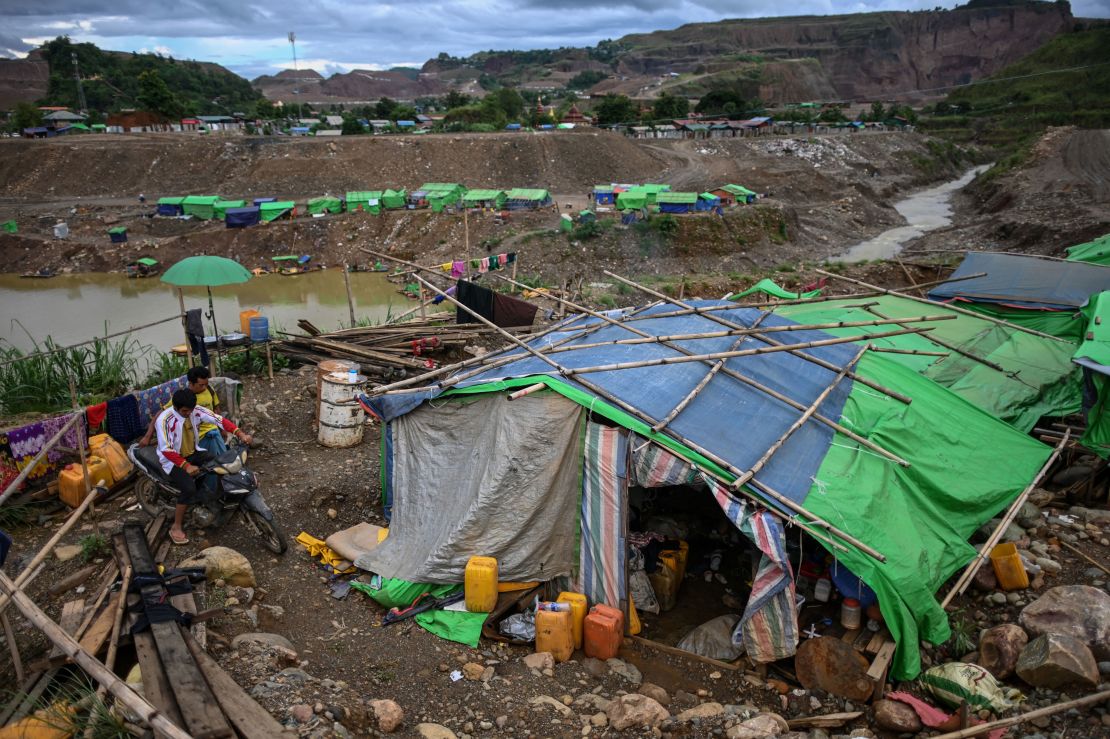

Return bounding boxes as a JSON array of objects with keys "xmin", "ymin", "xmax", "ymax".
[{"xmin": 0, "ymin": 336, "xmax": 136, "ymax": 415}]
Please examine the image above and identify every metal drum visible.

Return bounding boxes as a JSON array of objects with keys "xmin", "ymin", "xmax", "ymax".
[{"xmin": 318, "ymin": 371, "xmax": 368, "ymax": 447}]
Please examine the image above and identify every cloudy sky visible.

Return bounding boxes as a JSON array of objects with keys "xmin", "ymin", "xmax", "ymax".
[{"xmin": 3, "ymin": 0, "xmax": 1108, "ymax": 79}]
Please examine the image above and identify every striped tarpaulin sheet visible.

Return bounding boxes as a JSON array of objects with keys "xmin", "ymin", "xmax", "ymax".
[
  {"xmin": 630, "ymin": 436, "xmax": 700, "ymax": 487},
  {"xmin": 578, "ymin": 422, "xmax": 627, "ymax": 609}
]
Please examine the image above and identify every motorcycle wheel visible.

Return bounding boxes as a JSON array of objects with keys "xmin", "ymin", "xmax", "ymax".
[
  {"xmin": 136, "ymin": 477, "xmax": 173, "ymax": 517},
  {"xmin": 245, "ymin": 509, "xmax": 288, "ymax": 554}
]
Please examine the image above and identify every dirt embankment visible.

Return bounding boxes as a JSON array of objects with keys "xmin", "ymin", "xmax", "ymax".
[
  {"xmin": 909, "ymin": 127, "xmax": 1110, "ymax": 256},
  {"xmin": 0, "ymin": 130, "xmax": 974, "ymax": 278}
]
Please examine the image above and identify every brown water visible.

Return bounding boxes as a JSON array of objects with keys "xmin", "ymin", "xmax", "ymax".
[{"xmin": 0, "ymin": 270, "xmax": 447, "ymax": 352}]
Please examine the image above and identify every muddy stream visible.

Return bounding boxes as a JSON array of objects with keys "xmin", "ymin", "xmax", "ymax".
[{"xmin": 834, "ymin": 164, "xmax": 990, "ymax": 262}]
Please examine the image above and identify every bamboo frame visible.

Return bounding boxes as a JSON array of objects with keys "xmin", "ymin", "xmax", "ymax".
[
  {"xmin": 0, "ymin": 414, "xmax": 83, "ymax": 507},
  {"xmin": 603, "ymin": 270, "xmax": 914, "ymax": 405},
  {"xmin": 930, "ymin": 689, "xmax": 1109, "ymax": 739},
  {"xmin": 939, "ymin": 431, "xmax": 1068, "ymax": 608},
  {"xmin": 0, "ymin": 570, "xmax": 192, "ymax": 739},
  {"xmin": 491, "ymin": 273, "xmax": 909, "ymax": 467},
  {"xmin": 2, "ymin": 612, "xmax": 22, "ymax": 684},
  {"xmin": 507, "ymin": 382, "xmax": 546, "ymax": 401},
  {"xmin": 654, "ymin": 330, "xmax": 757, "ymax": 433},
  {"xmin": 68, "ymin": 376, "xmax": 93, "ymax": 506},
  {"xmin": 861, "ymin": 305, "xmax": 1007, "ymax": 373},
  {"xmin": 814, "ymin": 269, "xmax": 1071, "ymax": 342},
  {"xmin": 413, "ymin": 273, "xmax": 887, "ymax": 563}
]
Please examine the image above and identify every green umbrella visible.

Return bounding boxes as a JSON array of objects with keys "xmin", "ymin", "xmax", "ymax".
[{"xmin": 162, "ymin": 255, "xmax": 252, "ymax": 340}]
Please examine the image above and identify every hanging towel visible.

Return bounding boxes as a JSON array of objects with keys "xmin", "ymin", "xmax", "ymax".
[
  {"xmin": 478, "ymin": 257, "xmax": 489, "ymax": 274},
  {"xmin": 450, "ymin": 260, "xmax": 466, "ymax": 279},
  {"xmin": 456, "ymin": 280, "xmax": 496, "ymax": 324},
  {"xmin": 439, "ymin": 262, "xmax": 452, "ymax": 273},
  {"xmin": 469, "ymin": 259, "xmax": 481, "ymax": 270},
  {"xmin": 106, "ymin": 394, "xmax": 143, "ymax": 444},
  {"xmin": 506, "ymin": 252, "xmax": 517, "ymax": 265},
  {"xmin": 86, "ymin": 402, "xmax": 108, "ymax": 431},
  {"xmin": 136, "ymin": 376, "xmax": 187, "ymax": 428},
  {"xmin": 492, "ymin": 292, "xmax": 539, "ymax": 328},
  {"xmin": 498, "ymin": 253, "xmax": 508, "ymax": 267}
]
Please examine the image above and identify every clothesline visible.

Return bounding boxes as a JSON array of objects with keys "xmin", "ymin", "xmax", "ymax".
[
  {"xmin": 0, "ymin": 314, "xmax": 183, "ymax": 368},
  {"xmin": 433, "ymin": 252, "xmax": 518, "ymax": 279}
]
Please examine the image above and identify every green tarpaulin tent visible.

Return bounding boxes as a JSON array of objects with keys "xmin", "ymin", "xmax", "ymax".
[
  {"xmin": 1, "ymin": 220, "xmax": 16, "ymax": 233},
  {"xmin": 346, "ymin": 191, "xmax": 382, "ymax": 213},
  {"xmin": 730, "ymin": 279, "xmax": 821, "ymax": 301},
  {"xmin": 107, "ymin": 227, "xmax": 127, "ymax": 234},
  {"xmin": 774, "ymin": 295, "xmax": 1081, "ymax": 432},
  {"xmin": 1065, "ymin": 233, "xmax": 1110, "ymax": 266},
  {"xmin": 259, "ymin": 201, "xmax": 295, "ymax": 222},
  {"xmin": 462, "ymin": 189, "xmax": 507, "ymax": 208},
  {"xmin": 1074, "ymin": 292, "xmax": 1110, "ymax": 457},
  {"xmin": 158, "ymin": 197, "xmax": 185, "ymax": 206},
  {"xmin": 307, "ymin": 196, "xmax": 343, "ymax": 215},
  {"xmin": 135, "ymin": 257, "xmax": 158, "ymax": 267},
  {"xmin": 616, "ymin": 191, "xmax": 647, "ymax": 210},
  {"xmin": 213, "ymin": 200, "xmax": 246, "ymax": 219},
  {"xmin": 182, "ymin": 195, "xmax": 221, "ymax": 219},
  {"xmin": 381, "ymin": 189, "xmax": 407, "ymax": 209}
]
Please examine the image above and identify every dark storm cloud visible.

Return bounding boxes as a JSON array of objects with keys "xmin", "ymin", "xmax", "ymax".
[{"xmin": 3, "ymin": 0, "xmax": 1107, "ymax": 78}]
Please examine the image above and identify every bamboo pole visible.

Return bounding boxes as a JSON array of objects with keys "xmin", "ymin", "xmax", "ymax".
[
  {"xmin": 559, "ymin": 327, "xmax": 926, "ymax": 377},
  {"xmin": 95, "ymin": 564, "xmax": 131, "ymax": 705},
  {"xmin": 68, "ymin": 375, "xmax": 92, "ymax": 505},
  {"xmin": 604, "ymin": 270, "xmax": 914, "ymax": 405},
  {"xmin": 861, "ymin": 305, "xmax": 1008, "ymax": 373},
  {"xmin": 413, "ymin": 273, "xmax": 887, "ymax": 563},
  {"xmin": 177, "ymin": 289, "xmax": 194, "ymax": 367},
  {"xmin": 0, "ymin": 487, "xmax": 104, "ymax": 615},
  {"xmin": 0, "ymin": 414, "xmax": 82, "ymax": 506},
  {"xmin": 507, "ymin": 382, "xmax": 546, "ymax": 401},
  {"xmin": 940, "ymin": 431, "xmax": 1068, "ymax": 609},
  {"xmin": 342, "ymin": 264, "xmax": 356, "ymax": 328},
  {"xmin": 492, "ymin": 272, "xmax": 909, "ymax": 467},
  {"xmin": 654, "ymin": 332, "xmax": 755, "ymax": 433},
  {"xmin": 929, "ymin": 689, "xmax": 1110, "ymax": 739},
  {"xmin": 0, "ymin": 314, "xmax": 185, "ymax": 369},
  {"xmin": 0, "ymin": 570, "xmax": 192, "ymax": 739},
  {"xmin": 869, "ymin": 347, "xmax": 950, "ymax": 357},
  {"xmin": 814, "ymin": 269, "xmax": 1071, "ymax": 342},
  {"xmin": 2, "ymin": 611, "xmax": 23, "ymax": 684},
  {"xmin": 1059, "ymin": 539, "xmax": 1110, "ymax": 576},
  {"xmin": 736, "ymin": 344, "xmax": 867, "ymax": 488}
]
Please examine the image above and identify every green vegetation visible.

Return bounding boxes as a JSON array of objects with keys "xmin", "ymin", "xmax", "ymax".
[
  {"xmin": 594, "ymin": 94, "xmax": 639, "ymax": 125},
  {"xmin": 568, "ymin": 70, "xmax": 607, "ymax": 90},
  {"xmin": 38, "ymin": 36, "xmax": 261, "ymax": 115},
  {"xmin": 79, "ymin": 534, "xmax": 109, "ymax": 563},
  {"xmin": 652, "ymin": 93, "xmax": 689, "ymax": 119},
  {"xmin": 922, "ymin": 26, "xmax": 1110, "ymax": 152},
  {"xmin": 0, "ymin": 336, "xmax": 137, "ymax": 415}
]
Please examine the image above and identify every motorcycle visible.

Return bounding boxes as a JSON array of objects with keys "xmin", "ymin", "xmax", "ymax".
[{"xmin": 127, "ymin": 440, "xmax": 288, "ymax": 554}]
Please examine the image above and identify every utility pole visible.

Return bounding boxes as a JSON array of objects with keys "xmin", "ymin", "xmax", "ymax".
[
  {"xmin": 71, "ymin": 52, "xmax": 88, "ymax": 115},
  {"xmin": 288, "ymin": 32, "xmax": 303, "ymax": 121}
]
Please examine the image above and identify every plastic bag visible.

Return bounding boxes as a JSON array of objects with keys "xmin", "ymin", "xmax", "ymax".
[
  {"xmin": 499, "ymin": 610, "xmax": 536, "ymax": 642},
  {"xmin": 628, "ymin": 549, "xmax": 660, "ymax": 615},
  {"xmin": 921, "ymin": 663, "xmax": 1024, "ymax": 714},
  {"xmin": 677, "ymin": 614, "xmax": 744, "ymax": 661}
]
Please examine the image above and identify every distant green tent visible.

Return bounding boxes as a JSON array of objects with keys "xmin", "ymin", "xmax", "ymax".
[
  {"xmin": 1075, "ymin": 291, "xmax": 1110, "ymax": 457},
  {"xmin": 578, "ymin": 209, "xmax": 596, "ymax": 223},
  {"xmin": 1065, "ymin": 233, "xmax": 1110, "ymax": 266},
  {"xmin": 505, "ymin": 189, "xmax": 552, "ymax": 210},
  {"xmin": 560, "ymin": 214, "xmax": 574, "ymax": 232},
  {"xmin": 419, "ymin": 183, "xmax": 466, "ymax": 212},
  {"xmin": 307, "ymin": 196, "xmax": 343, "ymax": 215},
  {"xmin": 616, "ymin": 191, "xmax": 648, "ymax": 210},
  {"xmin": 272, "ymin": 255, "xmax": 299, "ymax": 262},
  {"xmin": 135, "ymin": 257, "xmax": 159, "ymax": 267},
  {"xmin": 462, "ymin": 189, "xmax": 507, "ymax": 209},
  {"xmin": 182, "ymin": 195, "xmax": 221, "ymax": 220},
  {"xmin": 91, "ymin": 124, "xmax": 107, "ymax": 131},
  {"xmin": 1, "ymin": 220, "xmax": 16, "ymax": 234},
  {"xmin": 347, "ymin": 191, "xmax": 383, "ymax": 214},
  {"xmin": 214, "ymin": 200, "xmax": 246, "ymax": 219},
  {"xmin": 719, "ymin": 184, "xmax": 758, "ymax": 204},
  {"xmin": 260, "ymin": 201, "xmax": 295, "ymax": 222},
  {"xmin": 67, "ymin": 123, "xmax": 90, "ymax": 131},
  {"xmin": 108, "ymin": 226, "xmax": 128, "ymax": 243},
  {"xmin": 381, "ymin": 189, "xmax": 407, "ymax": 209}
]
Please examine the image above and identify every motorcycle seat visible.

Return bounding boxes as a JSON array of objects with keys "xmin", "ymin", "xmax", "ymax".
[{"xmin": 134, "ymin": 445, "xmax": 171, "ymax": 481}]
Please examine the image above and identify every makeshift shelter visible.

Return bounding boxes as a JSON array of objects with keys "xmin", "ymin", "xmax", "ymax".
[
  {"xmin": 656, "ymin": 192, "xmax": 698, "ymax": 214},
  {"xmin": 927, "ymin": 252, "xmax": 1110, "ymax": 341},
  {"xmin": 381, "ymin": 189, "xmax": 407, "ymax": 209},
  {"xmin": 593, "ymin": 186, "xmax": 616, "ymax": 205},
  {"xmin": 307, "ymin": 196, "xmax": 343, "ymax": 215},
  {"xmin": 126, "ymin": 257, "xmax": 159, "ymax": 277},
  {"xmin": 1073, "ymin": 292, "xmax": 1110, "ymax": 456},
  {"xmin": 2, "ymin": 220, "xmax": 18, "ymax": 233},
  {"xmin": 711, "ymin": 184, "xmax": 757, "ymax": 205},
  {"xmin": 578, "ymin": 209, "xmax": 596, "ymax": 224},
  {"xmin": 697, "ymin": 193, "xmax": 721, "ymax": 212},
  {"xmin": 774, "ymin": 294, "xmax": 1081, "ymax": 433},
  {"xmin": 616, "ymin": 190, "xmax": 648, "ymax": 210},
  {"xmin": 213, "ymin": 200, "xmax": 246, "ymax": 220},
  {"xmin": 181, "ymin": 195, "xmax": 221, "ymax": 220},
  {"xmin": 254, "ymin": 197, "xmax": 277, "ymax": 205},
  {"xmin": 505, "ymin": 189, "xmax": 552, "ymax": 210},
  {"xmin": 225, "ymin": 206, "xmax": 261, "ymax": 228},
  {"xmin": 259, "ymin": 201, "xmax": 296, "ymax": 222},
  {"xmin": 462, "ymin": 189, "xmax": 507, "ymax": 209},
  {"xmin": 362, "ymin": 301, "xmax": 1050, "ymax": 680},
  {"xmin": 346, "ymin": 192, "xmax": 382, "ymax": 214},
  {"xmin": 107, "ymin": 226, "xmax": 127, "ymax": 243},
  {"xmin": 1065, "ymin": 233, "xmax": 1110, "ymax": 266},
  {"xmin": 560, "ymin": 214, "xmax": 574, "ymax": 232},
  {"xmin": 417, "ymin": 183, "xmax": 466, "ymax": 212},
  {"xmin": 157, "ymin": 197, "xmax": 185, "ymax": 216}
]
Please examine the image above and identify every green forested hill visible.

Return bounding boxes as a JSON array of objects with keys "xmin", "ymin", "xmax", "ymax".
[{"xmin": 37, "ymin": 36, "xmax": 261, "ymax": 116}]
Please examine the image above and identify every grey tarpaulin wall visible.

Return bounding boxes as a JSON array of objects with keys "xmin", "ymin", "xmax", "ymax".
[{"xmin": 356, "ymin": 392, "xmax": 584, "ymax": 582}]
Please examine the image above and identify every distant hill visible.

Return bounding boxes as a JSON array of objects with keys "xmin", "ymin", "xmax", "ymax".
[
  {"xmin": 2, "ymin": 37, "xmax": 261, "ymax": 114},
  {"xmin": 253, "ymin": 1, "xmax": 1075, "ymax": 105}
]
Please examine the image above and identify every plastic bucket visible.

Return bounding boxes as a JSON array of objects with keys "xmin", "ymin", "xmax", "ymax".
[
  {"xmin": 990, "ymin": 542, "xmax": 1029, "ymax": 591},
  {"xmin": 248, "ymin": 316, "xmax": 269, "ymax": 342},
  {"xmin": 239, "ymin": 309, "xmax": 261, "ymax": 335},
  {"xmin": 318, "ymin": 371, "xmax": 367, "ymax": 447}
]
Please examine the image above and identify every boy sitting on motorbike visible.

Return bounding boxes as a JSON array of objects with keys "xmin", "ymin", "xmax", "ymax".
[{"xmin": 156, "ymin": 389, "xmax": 252, "ymax": 545}]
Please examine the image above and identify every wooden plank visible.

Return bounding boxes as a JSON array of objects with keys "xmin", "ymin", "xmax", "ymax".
[
  {"xmin": 840, "ymin": 628, "xmax": 861, "ymax": 644},
  {"xmin": 113, "ymin": 533, "xmax": 187, "ymax": 737},
  {"xmin": 169, "ymin": 581, "xmax": 205, "ymax": 651},
  {"xmin": 852, "ymin": 628, "xmax": 874, "ymax": 652},
  {"xmin": 787, "ymin": 711, "xmax": 863, "ymax": 730},
  {"xmin": 182, "ymin": 631, "xmax": 296, "ymax": 739},
  {"xmin": 78, "ymin": 591, "xmax": 120, "ymax": 656},
  {"xmin": 124, "ymin": 524, "xmax": 233, "ymax": 739},
  {"xmin": 864, "ymin": 630, "xmax": 887, "ymax": 656},
  {"xmin": 49, "ymin": 598, "xmax": 86, "ymax": 658},
  {"xmin": 866, "ymin": 641, "xmax": 896, "ymax": 681}
]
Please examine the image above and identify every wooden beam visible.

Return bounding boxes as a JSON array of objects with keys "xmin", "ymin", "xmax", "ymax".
[{"xmin": 929, "ymin": 689, "xmax": 1110, "ymax": 739}]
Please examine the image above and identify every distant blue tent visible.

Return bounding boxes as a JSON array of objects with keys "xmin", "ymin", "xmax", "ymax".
[
  {"xmin": 225, "ymin": 206, "xmax": 261, "ymax": 228},
  {"xmin": 157, "ymin": 203, "xmax": 183, "ymax": 216},
  {"xmin": 505, "ymin": 123, "xmax": 522, "ymax": 131},
  {"xmin": 696, "ymin": 193, "xmax": 720, "ymax": 212},
  {"xmin": 539, "ymin": 124, "xmax": 555, "ymax": 130},
  {"xmin": 594, "ymin": 188, "xmax": 616, "ymax": 205},
  {"xmin": 253, "ymin": 198, "xmax": 276, "ymax": 205},
  {"xmin": 928, "ymin": 252, "xmax": 1110, "ymax": 311},
  {"xmin": 396, "ymin": 120, "xmax": 416, "ymax": 128}
]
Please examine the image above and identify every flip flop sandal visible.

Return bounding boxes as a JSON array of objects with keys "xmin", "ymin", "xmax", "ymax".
[{"xmin": 170, "ymin": 531, "xmax": 190, "ymax": 545}]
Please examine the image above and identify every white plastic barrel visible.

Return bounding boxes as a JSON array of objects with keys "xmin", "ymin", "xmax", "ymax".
[{"xmin": 318, "ymin": 371, "xmax": 368, "ymax": 447}]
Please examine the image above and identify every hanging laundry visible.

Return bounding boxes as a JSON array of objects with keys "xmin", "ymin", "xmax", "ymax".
[
  {"xmin": 4, "ymin": 412, "xmax": 86, "ymax": 481},
  {"xmin": 136, "ymin": 375, "xmax": 187, "ymax": 428},
  {"xmin": 439, "ymin": 262, "xmax": 452, "ymax": 273},
  {"xmin": 86, "ymin": 402, "xmax": 108, "ymax": 432},
  {"xmin": 506, "ymin": 252, "xmax": 517, "ymax": 265},
  {"xmin": 492, "ymin": 292, "xmax": 538, "ymax": 328},
  {"xmin": 450, "ymin": 260, "xmax": 466, "ymax": 279},
  {"xmin": 498, "ymin": 253, "xmax": 508, "ymax": 267},
  {"xmin": 107, "ymin": 394, "xmax": 143, "ymax": 444},
  {"xmin": 456, "ymin": 280, "xmax": 496, "ymax": 324},
  {"xmin": 478, "ymin": 257, "xmax": 489, "ymax": 274}
]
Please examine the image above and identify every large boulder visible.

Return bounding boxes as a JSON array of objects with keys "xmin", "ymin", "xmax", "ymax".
[
  {"xmin": 368, "ymin": 699, "xmax": 404, "ymax": 733},
  {"xmin": 795, "ymin": 636, "xmax": 873, "ymax": 702},
  {"xmin": 231, "ymin": 632, "xmax": 294, "ymax": 652},
  {"xmin": 1015, "ymin": 633, "xmax": 1100, "ymax": 688},
  {"xmin": 1019, "ymin": 585, "xmax": 1110, "ymax": 659},
  {"xmin": 873, "ymin": 700, "xmax": 922, "ymax": 733},
  {"xmin": 605, "ymin": 693, "xmax": 669, "ymax": 730},
  {"xmin": 726, "ymin": 713, "xmax": 789, "ymax": 738},
  {"xmin": 977, "ymin": 624, "xmax": 1028, "ymax": 679},
  {"xmin": 179, "ymin": 546, "xmax": 255, "ymax": 587}
]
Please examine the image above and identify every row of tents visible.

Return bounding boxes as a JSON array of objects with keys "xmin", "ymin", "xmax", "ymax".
[
  {"xmin": 156, "ymin": 196, "xmax": 296, "ymax": 228},
  {"xmin": 593, "ymin": 183, "xmax": 758, "ymax": 211},
  {"xmin": 358, "ymin": 247, "xmax": 1109, "ymax": 686}
]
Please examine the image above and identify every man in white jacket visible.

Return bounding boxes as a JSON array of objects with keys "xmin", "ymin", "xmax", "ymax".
[{"xmin": 156, "ymin": 389, "xmax": 252, "ymax": 545}]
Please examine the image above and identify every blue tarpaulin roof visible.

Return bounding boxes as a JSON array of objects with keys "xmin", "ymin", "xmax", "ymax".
[
  {"xmin": 225, "ymin": 206, "xmax": 261, "ymax": 228},
  {"xmin": 928, "ymin": 252, "xmax": 1110, "ymax": 310},
  {"xmin": 371, "ymin": 301, "xmax": 857, "ymax": 505}
]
